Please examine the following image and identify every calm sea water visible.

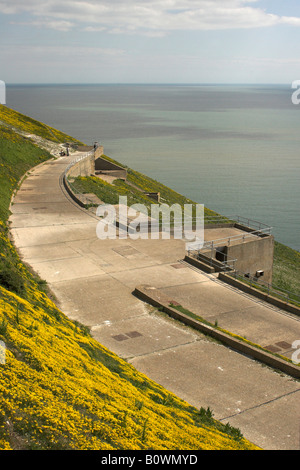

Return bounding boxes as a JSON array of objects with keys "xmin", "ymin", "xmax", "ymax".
[{"xmin": 5, "ymin": 84, "xmax": 300, "ymax": 251}]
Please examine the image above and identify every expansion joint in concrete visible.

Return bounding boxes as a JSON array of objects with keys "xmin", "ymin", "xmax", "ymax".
[{"xmin": 219, "ymin": 387, "xmax": 300, "ymax": 422}]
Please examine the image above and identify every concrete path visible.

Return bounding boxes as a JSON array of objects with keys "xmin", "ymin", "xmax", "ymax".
[{"xmin": 9, "ymin": 154, "xmax": 300, "ymax": 450}]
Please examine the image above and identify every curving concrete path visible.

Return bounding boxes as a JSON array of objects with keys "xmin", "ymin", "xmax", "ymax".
[{"xmin": 9, "ymin": 153, "xmax": 300, "ymax": 450}]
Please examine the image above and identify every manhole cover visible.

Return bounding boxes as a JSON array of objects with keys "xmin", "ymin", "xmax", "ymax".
[
  {"xmin": 171, "ymin": 264, "xmax": 185, "ymax": 269},
  {"xmin": 126, "ymin": 331, "xmax": 143, "ymax": 338},
  {"xmin": 112, "ymin": 334, "xmax": 129, "ymax": 342},
  {"xmin": 265, "ymin": 344, "xmax": 281, "ymax": 353},
  {"xmin": 275, "ymin": 341, "xmax": 292, "ymax": 349}
]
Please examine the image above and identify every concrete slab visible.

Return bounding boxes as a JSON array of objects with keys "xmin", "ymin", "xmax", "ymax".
[
  {"xmin": 204, "ymin": 226, "xmax": 260, "ymax": 246},
  {"xmin": 17, "ymin": 242, "xmax": 82, "ymax": 263},
  {"xmin": 10, "ymin": 222, "xmax": 97, "ymax": 248},
  {"xmin": 30, "ymin": 256, "xmax": 106, "ymax": 283},
  {"xmin": 129, "ymin": 340, "xmax": 300, "ymax": 451},
  {"xmin": 92, "ymin": 310, "xmax": 200, "ymax": 360},
  {"xmin": 110, "ymin": 264, "xmax": 209, "ymax": 290},
  {"xmin": 224, "ymin": 389, "xmax": 300, "ymax": 451},
  {"xmin": 9, "ymin": 209, "xmax": 94, "ymax": 228},
  {"xmin": 9, "ymin": 201, "xmax": 78, "ymax": 215},
  {"xmin": 157, "ymin": 279, "xmax": 300, "ymax": 354},
  {"xmin": 158, "ymin": 280, "xmax": 254, "ymax": 317},
  {"xmin": 65, "ymin": 238, "xmax": 161, "ymax": 274},
  {"xmin": 11, "ymin": 192, "xmax": 71, "ymax": 204},
  {"xmin": 124, "ymin": 237, "xmax": 187, "ymax": 264},
  {"xmin": 50, "ymin": 274, "xmax": 146, "ymax": 326}
]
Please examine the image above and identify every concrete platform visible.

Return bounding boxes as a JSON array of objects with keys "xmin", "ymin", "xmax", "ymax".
[
  {"xmin": 204, "ymin": 225, "xmax": 259, "ymax": 245},
  {"xmin": 9, "ymin": 153, "xmax": 300, "ymax": 450}
]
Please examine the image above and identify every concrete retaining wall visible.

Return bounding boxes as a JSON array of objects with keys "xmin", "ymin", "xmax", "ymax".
[
  {"xmin": 67, "ymin": 153, "xmax": 95, "ymax": 178},
  {"xmin": 184, "ymin": 255, "xmax": 216, "ymax": 273},
  {"xmin": 133, "ymin": 285, "xmax": 300, "ymax": 379},
  {"xmin": 62, "ymin": 152, "xmax": 96, "ymax": 208},
  {"xmin": 95, "ymin": 156, "xmax": 127, "ymax": 180},
  {"xmin": 95, "ymin": 146, "xmax": 104, "ymax": 159},
  {"xmin": 62, "ymin": 175, "xmax": 86, "ymax": 208},
  {"xmin": 226, "ymin": 235, "xmax": 274, "ymax": 284},
  {"xmin": 219, "ymin": 272, "xmax": 300, "ymax": 317}
]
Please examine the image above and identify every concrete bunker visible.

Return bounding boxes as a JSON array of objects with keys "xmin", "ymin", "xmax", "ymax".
[{"xmin": 187, "ymin": 217, "xmax": 274, "ymax": 284}]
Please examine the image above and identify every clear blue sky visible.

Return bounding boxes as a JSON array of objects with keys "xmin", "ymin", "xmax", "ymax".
[{"xmin": 1, "ymin": 0, "xmax": 300, "ymax": 84}]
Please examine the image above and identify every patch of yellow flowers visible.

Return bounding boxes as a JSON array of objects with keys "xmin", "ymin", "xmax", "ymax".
[
  {"xmin": 0, "ymin": 105, "xmax": 79, "ymax": 143},
  {"xmin": 0, "ymin": 282, "xmax": 260, "ymax": 450}
]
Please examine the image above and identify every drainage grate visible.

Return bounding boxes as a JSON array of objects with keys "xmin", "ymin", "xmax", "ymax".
[
  {"xmin": 112, "ymin": 334, "xmax": 129, "ymax": 342},
  {"xmin": 275, "ymin": 341, "xmax": 292, "ymax": 350},
  {"xmin": 265, "ymin": 341, "xmax": 292, "ymax": 353},
  {"xmin": 126, "ymin": 331, "xmax": 143, "ymax": 338},
  {"xmin": 112, "ymin": 331, "xmax": 143, "ymax": 341},
  {"xmin": 265, "ymin": 344, "xmax": 281, "ymax": 353}
]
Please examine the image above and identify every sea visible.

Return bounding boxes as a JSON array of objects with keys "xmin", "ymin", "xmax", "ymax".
[{"xmin": 5, "ymin": 83, "xmax": 300, "ymax": 251}]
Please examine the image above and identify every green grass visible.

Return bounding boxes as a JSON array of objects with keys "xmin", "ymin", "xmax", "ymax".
[
  {"xmin": 273, "ymin": 241, "xmax": 300, "ymax": 298},
  {"xmin": 231, "ymin": 242, "xmax": 300, "ymax": 307},
  {"xmin": 0, "ymin": 125, "xmax": 53, "ymax": 297},
  {"xmin": 0, "ymin": 104, "xmax": 81, "ymax": 144},
  {"xmin": 71, "ymin": 155, "xmax": 221, "ymax": 223},
  {"xmin": 72, "ymin": 156, "xmax": 300, "ymax": 303}
]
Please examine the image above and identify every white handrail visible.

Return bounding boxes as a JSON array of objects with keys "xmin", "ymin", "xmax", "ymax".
[{"xmin": 64, "ymin": 149, "xmax": 95, "ymax": 175}]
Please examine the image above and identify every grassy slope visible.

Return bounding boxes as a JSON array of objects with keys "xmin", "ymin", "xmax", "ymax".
[
  {"xmin": 0, "ymin": 105, "xmax": 259, "ymax": 450},
  {"xmin": 72, "ymin": 157, "xmax": 221, "ymax": 220},
  {"xmin": 0, "ymin": 105, "xmax": 80, "ymax": 144},
  {"xmin": 273, "ymin": 241, "xmax": 300, "ymax": 297}
]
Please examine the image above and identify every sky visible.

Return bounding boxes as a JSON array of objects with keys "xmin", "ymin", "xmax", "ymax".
[{"xmin": 1, "ymin": 0, "xmax": 300, "ymax": 84}]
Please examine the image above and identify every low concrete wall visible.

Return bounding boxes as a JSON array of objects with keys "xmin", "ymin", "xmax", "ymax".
[
  {"xmin": 95, "ymin": 146, "xmax": 104, "ymax": 159},
  {"xmin": 63, "ymin": 175, "xmax": 86, "ymax": 208},
  {"xmin": 67, "ymin": 153, "xmax": 95, "ymax": 178},
  {"xmin": 133, "ymin": 285, "xmax": 300, "ymax": 379},
  {"xmin": 219, "ymin": 272, "xmax": 300, "ymax": 317},
  {"xmin": 184, "ymin": 255, "xmax": 216, "ymax": 273},
  {"xmin": 226, "ymin": 235, "xmax": 274, "ymax": 284},
  {"xmin": 62, "ymin": 152, "xmax": 96, "ymax": 208},
  {"xmin": 95, "ymin": 156, "xmax": 127, "ymax": 180}
]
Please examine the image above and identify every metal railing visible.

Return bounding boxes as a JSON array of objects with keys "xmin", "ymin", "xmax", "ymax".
[
  {"xmin": 187, "ymin": 216, "xmax": 273, "ymax": 258},
  {"xmin": 63, "ymin": 149, "xmax": 95, "ymax": 176},
  {"xmin": 231, "ymin": 215, "xmax": 272, "ymax": 232},
  {"xmin": 228, "ymin": 270, "xmax": 300, "ymax": 307},
  {"xmin": 62, "ymin": 149, "xmax": 100, "ymax": 212},
  {"xmin": 204, "ymin": 214, "xmax": 272, "ymax": 231}
]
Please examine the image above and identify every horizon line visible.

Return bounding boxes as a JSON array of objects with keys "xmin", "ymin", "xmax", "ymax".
[{"xmin": 5, "ymin": 82, "xmax": 291, "ymax": 87}]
